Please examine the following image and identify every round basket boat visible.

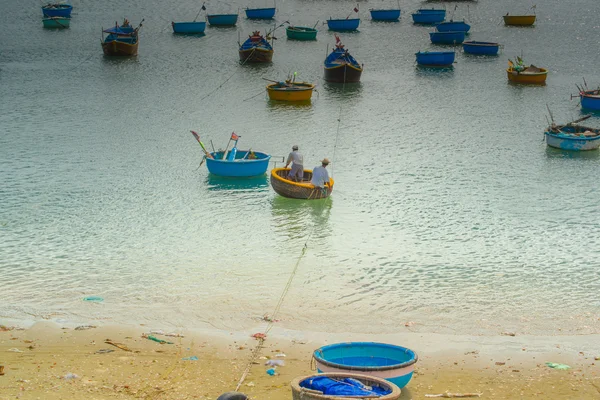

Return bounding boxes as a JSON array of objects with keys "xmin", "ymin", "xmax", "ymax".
[
  {"xmin": 270, "ymin": 168, "xmax": 334, "ymax": 199},
  {"xmin": 291, "ymin": 372, "xmax": 401, "ymax": 400},
  {"xmin": 313, "ymin": 342, "xmax": 418, "ymax": 389}
]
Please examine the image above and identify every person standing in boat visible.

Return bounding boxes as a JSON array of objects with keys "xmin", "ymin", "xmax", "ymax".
[
  {"xmin": 311, "ymin": 158, "xmax": 330, "ymax": 190},
  {"xmin": 285, "ymin": 145, "xmax": 304, "ymax": 181}
]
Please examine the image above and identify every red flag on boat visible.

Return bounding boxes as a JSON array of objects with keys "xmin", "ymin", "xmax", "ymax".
[
  {"xmin": 191, "ymin": 130, "xmax": 201, "ymax": 142},
  {"xmin": 335, "ymin": 34, "xmax": 341, "ymax": 44},
  {"xmin": 354, "ymin": 5, "xmax": 359, "ymax": 13},
  {"xmin": 231, "ymin": 132, "xmax": 240, "ymax": 141}
]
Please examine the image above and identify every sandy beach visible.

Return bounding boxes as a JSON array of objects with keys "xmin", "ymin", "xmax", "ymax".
[{"xmin": 1, "ymin": 322, "xmax": 599, "ymax": 399}]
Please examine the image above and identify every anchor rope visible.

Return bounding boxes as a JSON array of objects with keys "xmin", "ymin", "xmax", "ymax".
[{"xmin": 198, "ymin": 47, "xmax": 257, "ymax": 103}]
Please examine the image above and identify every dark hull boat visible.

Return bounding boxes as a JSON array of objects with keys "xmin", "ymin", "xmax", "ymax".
[
  {"xmin": 238, "ymin": 31, "xmax": 274, "ymax": 63},
  {"xmin": 323, "ymin": 36, "xmax": 362, "ymax": 83}
]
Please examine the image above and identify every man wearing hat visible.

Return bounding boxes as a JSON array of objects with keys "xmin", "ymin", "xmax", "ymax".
[
  {"xmin": 311, "ymin": 158, "xmax": 331, "ymax": 189},
  {"xmin": 285, "ymin": 145, "xmax": 304, "ymax": 182}
]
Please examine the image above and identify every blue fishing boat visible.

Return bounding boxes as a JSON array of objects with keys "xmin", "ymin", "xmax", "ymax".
[
  {"xmin": 327, "ymin": 18, "xmax": 360, "ymax": 31},
  {"xmin": 429, "ymin": 31, "xmax": 465, "ymax": 44},
  {"xmin": 415, "ymin": 51, "xmax": 455, "ymax": 67},
  {"xmin": 42, "ymin": 16, "xmax": 70, "ymax": 29},
  {"xmin": 313, "ymin": 342, "xmax": 418, "ymax": 389},
  {"xmin": 206, "ymin": 149, "xmax": 271, "ymax": 177},
  {"xmin": 436, "ymin": 20, "xmax": 470, "ymax": 33},
  {"xmin": 462, "ymin": 41, "xmax": 500, "ymax": 55},
  {"xmin": 545, "ymin": 123, "xmax": 600, "ymax": 151},
  {"xmin": 172, "ymin": 21, "xmax": 206, "ymax": 34},
  {"xmin": 41, "ymin": 3, "xmax": 72, "ymax": 18},
  {"xmin": 370, "ymin": 9, "xmax": 401, "ymax": 21},
  {"xmin": 245, "ymin": 7, "xmax": 276, "ymax": 19},
  {"xmin": 412, "ymin": 9, "xmax": 445, "ymax": 24},
  {"xmin": 207, "ymin": 14, "xmax": 238, "ymax": 26},
  {"xmin": 580, "ymin": 89, "xmax": 600, "ymax": 111}
]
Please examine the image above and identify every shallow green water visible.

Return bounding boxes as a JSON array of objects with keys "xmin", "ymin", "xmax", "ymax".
[{"xmin": 1, "ymin": 0, "xmax": 599, "ymax": 336}]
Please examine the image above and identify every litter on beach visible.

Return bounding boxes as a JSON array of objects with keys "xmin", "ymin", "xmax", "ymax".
[
  {"xmin": 83, "ymin": 296, "xmax": 104, "ymax": 303},
  {"xmin": 104, "ymin": 340, "xmax": 132, "ymax": 352},
  {"xmin": 182, "ymin": 356, "xmax": 198, "ymax": 361},
  {"xmin": 142, "ymin": 334, "xmax": 173, "ymax": 344},
  {"xmin": 75, "ymin": 325, "xmax": 97, "ymax": 330},
  {"xmin": 545, "ymin": 362, "xmax": 571, "ymax": 370},
  {"xmin": 265, "ymin": 359, "xmax": 284, "ymax": 367}
]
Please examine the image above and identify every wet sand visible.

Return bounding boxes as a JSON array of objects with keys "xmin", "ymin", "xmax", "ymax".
[{"xmin": 1, "ymin": 322, "xmax": 599, "ymax": 399}]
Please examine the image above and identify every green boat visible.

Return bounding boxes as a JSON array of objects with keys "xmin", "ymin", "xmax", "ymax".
[
  {"xmin": 286, "ymin": 26, "xmax": 317, "ymax": 41},
  {"xmin": 43, "ymin": 16, "xmax": 71, "ymax": 29}
]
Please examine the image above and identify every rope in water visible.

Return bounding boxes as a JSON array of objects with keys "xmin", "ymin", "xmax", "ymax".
[{"xmin": 198, "ymin": 47, "xmax": 257, "ymax": 102}]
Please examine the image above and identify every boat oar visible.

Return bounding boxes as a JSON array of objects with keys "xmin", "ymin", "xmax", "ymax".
[
  {"xmin": 568, "ymin": 115, "xmax": 591, "ymax": 125},
  {"xmin": 312, "ymin": 20, "xmax": 319, "ymax": 29}
]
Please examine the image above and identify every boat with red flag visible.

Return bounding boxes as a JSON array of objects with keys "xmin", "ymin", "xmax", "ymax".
[
  {"xmin": 239, "ymin": 31, "xmax": 274, "ymax": 63},
  {"xmin": 323, "ymin": 35, "xmax": 363, "ymax": 83}
]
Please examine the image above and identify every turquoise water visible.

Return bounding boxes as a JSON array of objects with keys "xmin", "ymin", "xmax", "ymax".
[{"xmin": 1, "ymin": 0, "xmax": 599, "ymax": 336}]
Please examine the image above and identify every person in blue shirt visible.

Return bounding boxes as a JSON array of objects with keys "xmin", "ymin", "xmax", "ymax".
[{"xmin": 311, "ymin": 158, "xmax": 330, "ymax": 189}]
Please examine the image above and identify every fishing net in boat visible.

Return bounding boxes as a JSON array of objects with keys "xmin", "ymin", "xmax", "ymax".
[{"xmin": 299, "ymin": 376, "xmax": 392, "ymax": 397}]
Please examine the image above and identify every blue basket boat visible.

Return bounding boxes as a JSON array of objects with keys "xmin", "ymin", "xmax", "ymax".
[
  {"xmin": 370, "ymin": 9, "xmax": 401, "ymax": 21},
  {"xmin": 206, "ymin": 149, "xmax": 271, "ymax": 177},
  {"xmin": 429, "ymin": 31, "xmax": 465, "ymax": 44},
  {"xmin": 207, "ymin": 14, "xmax": 238, "ymax": 26},
  {"xmin": 172, "ymin": 21, "xmax": 206, "ymax": 34},
  {"xmin": 580, "ymin": 89, "xmax": 600, "ymax": 111},
  {"xmin": 327, "ymin": 18, "xmax": 360, "ymax": 31},
  {"xmin": 436, "ymin": 20, "xmax": 470, "ymax": 33},
  {"xmin": 313, "ymin": 342, "xmax": 418, "ymax": 389},
  {"xmin": 411, "ymin": 9, "xmax": 445, "ymax": 24},
  {"xmin": 245, "ymin": 7, "xmax": 276, "ymax": 19},
  {"xmin": 42, "ymin": 3, "xmax": 73, "ymax": 17},
  {"xmin": 545, "ymin": 124, "xmax": 600, "ymax": 151},
  {"xmin": 415, "ymin": 51, "xmax": 455, "ymax": 67},
  {"xmin": 462, "ymin": 41, "xmax": 500, "ymax": 55}
]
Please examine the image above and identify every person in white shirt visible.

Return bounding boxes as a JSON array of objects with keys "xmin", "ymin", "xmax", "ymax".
[
  {"xmin": 285, "ymin": 145, "xmax": 304, "ymax": 181},
  {"xmin": 311, "ymin": 158, "xmax": 330, "ymax": 189}
]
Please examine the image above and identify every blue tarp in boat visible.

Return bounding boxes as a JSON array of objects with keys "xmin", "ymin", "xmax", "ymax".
[
  {"xmin": 299, "ymin": 376, "xmax": 391, "ymax": 397},
  {"xmin": 103, "ymin": 26, "xmax": 134, "ymax": 35},
  {"xmin": 324, "ymin": 47, "xmax": 360, "ymax": 68}
]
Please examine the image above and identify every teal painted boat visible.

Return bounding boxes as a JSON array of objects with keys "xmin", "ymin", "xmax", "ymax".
[
  {"xmin": 286, "ymin": 25, "xmax": 318, "ymax": 40},
  {"xmin": 42, "ymin": 16, "xmax": 70, "ymax": 28}
]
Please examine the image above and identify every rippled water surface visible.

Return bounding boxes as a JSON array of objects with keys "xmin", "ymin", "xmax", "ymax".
[{"xmin": 1, "ymin": 0, "xmax": 599, "ymax": 336}]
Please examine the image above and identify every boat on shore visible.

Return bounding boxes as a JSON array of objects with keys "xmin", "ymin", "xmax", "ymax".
[
  {"xmin": 506, "ymin": 58, "xmax": 547, "ymax": 84},
  {"xmin": 270, "ymin": 168, "xmax": 334, "ymax": 199},
  {"xmin": 286, "ymin": 25, "xmax": 318, "ymax": 40},
  {"xmin": 291, "ymin": 373, "xmax": 401, "ymax": 399},
  {"xmin": 239, "ymin": 31, "xmax": 274, "ymax": 63},
  {"xmin": 41, "ymin": 3, "xmax": 72, "ymax": 17},
  {"xmin": 266, "ymin": 78, "xmax": 315, "ymax": 101},
  {"xmin": 42, "ymin": 16, "xmax": 70, "ymax": 29},
  {"xmin": 101, "ymin": 19, "xmax": 142, "ymax": 56},
  {"xmin": 323, "ymin": 36, "xmax": 362, "ymax": 83},
  {"xmin": 206, "ymin": 14, "xmax": 238, "ymax": 26},
  {"xmin": 545, "ymin": 119, "xmax": 600, "ymax": 151},
  {"xmin": 415, "ymin": 51, "xmax": 455, "ymax": 67},
  {"xmin": 463, "ymin": 41, "xmax": 500, "ymax": 55},
  {"xmin": 245, "ymin": 7, "xmax": 276, "ymax": 19},
  {"xmin": 503, "ymin": 14, "xmax": 536, "ymax": 26},
  {"xmin": 412, "ymin": 9, "xmax": 445, "ymax": 24}
]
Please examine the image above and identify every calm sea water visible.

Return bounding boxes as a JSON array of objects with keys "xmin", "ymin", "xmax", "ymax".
[{"xmin": 1, "ymin": 0, "xmax": 599, "ymax": 337}]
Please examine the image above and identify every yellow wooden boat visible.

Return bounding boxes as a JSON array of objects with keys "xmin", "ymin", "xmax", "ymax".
[
  {"xmin": 270, "ymin": 168, "xmax": 333, "ymax": 199},
  {"xmin": 503, "ymin": 15, "xmax": 536, "ymax": 26},
  {"xmin": 266, "ymin": 81, "xmax": 315, "ymax": 101},
  {"xmin": 507, "ymin": 65, "xmax": 547, "ymax": 84}
]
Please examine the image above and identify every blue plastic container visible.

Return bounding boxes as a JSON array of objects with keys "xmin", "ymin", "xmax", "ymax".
[
  {"xmin": 327, "ymin": 18, "xmax": 360, "ymax": 31},
  {"xmin": 313, "ymin": 342, "xmax": 418, "ymax": 389},
  {"xmin": 207, "ymin": 14, "xmax": 238, "ymax": 26},
  {"xmin": 411, "ymin": 10, "xmax": 445, "ymax": 24},
  {"xmin": 462, "ymin": 41, "xmax": 499, "ymax": 55},
  {"xmin": 172, "ymin": 21, "xmax": 206, "ymax": 34},
  {"xmin": 436, "ymin": 21, "xmax": 470, "ymax": 33},
  {"xmin": 41, "ymin": 4, "xmax": 73, "ymax": 18},
  {"xmin": 415, "ymin": 51, "xmax": 455, "ymax": 67},
  {"xmin": 245, "ymin": 7, "xmax": 276, "ymax": 19},
  {"xmin": 370, "ymin": 9, "xmax": 401, "ymax": 21},
  {"xmin": 206, "ymin": 150, "xmax": 271, "ymax": 177},
  {"xmin": 429, "ymin": 31, "xmax": 465, "ymax": 44}
]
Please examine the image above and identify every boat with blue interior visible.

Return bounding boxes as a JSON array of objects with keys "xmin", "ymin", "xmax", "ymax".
[
  {"xmin": 415, "ymin": 51, "xmax": 455, "ymax": 67},
  {"xmin": 41, "ymin": 3, "xmax": 72, "ymax": 17},
  {"xmin": 286, "ymin": 25, "xmax": 318, "ymax": 40},
  {"xmin": 42, "ymin": 16, "xmax": 70, "ymax": 29},
  {"xmin": 462, "ymin": 41, "xmax": 500, "ymax": 55},
  {"xmin": 239, "ymin": 31, "xmax": 274, "ymax": 63},
  {"xmin": 323, "ymin": 35, "xmax": 362, "ymax": 83},
  {"xmin": 545, "ymin": 118, "xmax": 600, "ymax": 151},
  {"xmin": 412, "ymin": 9, "xmax": 445, "ymax": 24},
  {"xmin": 101, "ymin": 19, "xmax": 142, "ymax": 56}
]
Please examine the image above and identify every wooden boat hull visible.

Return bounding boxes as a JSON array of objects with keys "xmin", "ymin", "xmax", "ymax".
[
  {"xmin": 370, "ymin": 9, "xmax": 401, "ymax": 21},
  {"xmin": 463, "ymin": 41, "xmax": 499, "ymax": 55},
  {"xmin": 327, "ymin": 18, "xmax": 360, "ymax": 31},
  {"xmin": 42, "ymin": 17, "xmax": 70, "ymax": 29},
  {"xmin": 266, "ymin": 83, "xmax": 315, "ymax": 101},
  {"xmin": 42, "ymin": 5, "xmax": 73, "ymax": 18},
  {"xmin": 429, "ymin": 31, "xmax": 465, "ymax": 44},
  {"xmin": 102, "ymin": 40, "xmax": 138, "ymax": 56},
  {"xmin": 207, "ymin": 151, "xmax": 271, "ymax": 176},
  {"xmin": 545, "ymin": 131, "xmax": 600, "ymax": 151},
  {"xmin": 412, "ymin": 11, "xmax": 445, "ymax": 24},
  {"xmin": 323, "ymin": 64, "xmax": 362, "ymax": 83},
  {"xmin": 172, "ymin": 21, "xmax": 206, "ymax": 34},
  {"xmin": 286, "ymin": 26, "xmax": 318, "ymax": 40},
  {"xmin": 270, "ymin": 168, "xmax": 334, "ymax": 199},
  {"xmin": 436, "ymin": 21, "xmax": 470, "ymax": 32},
  {"xmin": 207, "ymin": 14, "xmax": 238, "ymax": 26},
  {"xmin": 506, "ymin": 68, "xmax": 547, "ymax": 84},
  {"xmin": 415, "ymin": 51, "xmax": 455, "ymax": 67},
  {"xmin": 245, "ymin": 8, "xmax": 276, "ymax": 19},
  {"xmin": 239, "ymin": 48, "xmax": 273, "ymax": 63},
  {"xmin": 503, "ymin": 15, "xmax": 536, "ymax": 26},
  {"xmin": 580, "ymin": 91, "xmax": 600, "ymax": 110}
]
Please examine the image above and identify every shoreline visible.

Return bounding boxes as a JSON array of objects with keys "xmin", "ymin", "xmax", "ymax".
[{"xmin": 1, "ymin": 322, "xmax": 599, "ymax": 399}]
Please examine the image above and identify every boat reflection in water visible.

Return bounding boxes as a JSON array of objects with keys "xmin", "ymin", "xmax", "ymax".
[
  {"xmin": 270, "ymin": 195, "xmax": 333, "ymax": 241},
  {"xmin": 205, "ymin": 174, "xmax": 269, "ymax": 191}
]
